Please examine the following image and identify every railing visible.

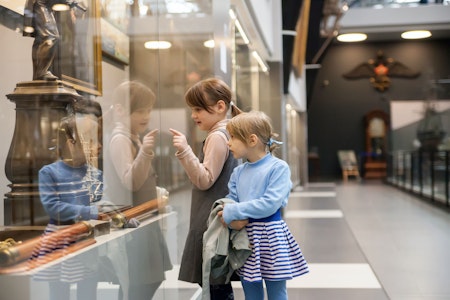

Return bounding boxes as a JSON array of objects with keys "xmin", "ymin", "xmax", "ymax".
[
  {"xmin": 349, "ymin": 0, "xmax": 449, "ymax": 8},
  {"xmin": 387, "ymin": 150, "xmax": 449, "ymax": 207}
]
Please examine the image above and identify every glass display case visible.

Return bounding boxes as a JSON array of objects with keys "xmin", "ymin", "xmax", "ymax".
[{"xmin": 0, "ymin": 0, "xmax": 287, "ymax": 298}]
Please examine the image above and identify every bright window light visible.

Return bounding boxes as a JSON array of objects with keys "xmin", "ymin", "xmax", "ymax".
[
  {"xmin": 337, "ymin": 33, "xmax": 367, "ymax": 42},
  {"xmin": 401, "ymin": 30, "xmax": 432, "ymax": 39}
]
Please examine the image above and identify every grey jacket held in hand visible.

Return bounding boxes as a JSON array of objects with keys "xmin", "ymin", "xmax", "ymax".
[{"xmin": 201, "ymin": 198, "xmax": 251, "ymax": 300}]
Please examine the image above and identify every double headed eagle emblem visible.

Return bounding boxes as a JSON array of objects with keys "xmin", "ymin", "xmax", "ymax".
[{"xmin": 343, "ymin": 50, "xmax": 420, "ymax": 92}]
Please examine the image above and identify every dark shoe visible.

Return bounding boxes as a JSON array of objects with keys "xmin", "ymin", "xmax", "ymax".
[{"xmin": 210, "ymin": 283, "xmax": 234, "ymax": 300}]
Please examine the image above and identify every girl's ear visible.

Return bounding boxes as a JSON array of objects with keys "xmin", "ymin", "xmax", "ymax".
[
  {"xmin": 216, "ymin": 100, "xmax": 227, "ymax": 113},
  {"xmin": 248, "ymin": 134, "xmax": 258, "ymax": 146}
]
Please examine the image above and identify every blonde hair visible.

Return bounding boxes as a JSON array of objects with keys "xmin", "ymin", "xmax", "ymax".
[
  {"xmin": 226, "ymin": 111, "xmax": 281, "ymax": 153},
  {"xmin": 185, "ymin": 77, "xmax": 242, "ymax": 117}
]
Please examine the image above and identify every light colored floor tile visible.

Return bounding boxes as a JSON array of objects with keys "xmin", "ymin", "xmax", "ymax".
[
  {"xmin": 290, "ymin": 191, "xmax": 337, "ymax": 197},
  {"xmin": 285, "ymin": 209, "xmax": 343, "ymax": 218},
  {"xmin": 162, "ymin": 264, "xmax": 381, "ymax": 290},
  {"xmin": 284, "ymin": 263, "xmax": 381, "ymax": 289}
]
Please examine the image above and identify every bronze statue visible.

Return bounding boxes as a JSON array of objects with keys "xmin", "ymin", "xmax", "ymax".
[{"xmin": 23, "ymin": 0, "xmax": 86, "ymax": 81}]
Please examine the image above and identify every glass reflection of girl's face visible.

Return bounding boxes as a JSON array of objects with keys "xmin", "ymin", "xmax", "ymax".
[
  {"xmin": 130, "ymin": 106, "xmax": 152, "ymax": 135},
  {"xmin": 76, "ymin": 115, "xmax": 101, "ymax": 167}
]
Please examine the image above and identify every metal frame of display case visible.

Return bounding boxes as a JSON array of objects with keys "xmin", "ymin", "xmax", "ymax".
[{"xmin": 387, "ymin": 150, "xmax": 450, "ymax": 208}]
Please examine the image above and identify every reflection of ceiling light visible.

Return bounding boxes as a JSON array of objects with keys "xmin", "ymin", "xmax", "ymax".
[
  {"xmin": 203, "ymin": 39, "xmax": 215, "ymax": 48},
  {"xmin": 337, "ymin": 33, "xmax": 367, "ymax": 42},
  {"xmin": 144, "ymin": 41, "xmax": 172, "ymax": 49},
  {"xmin": 229, "ymin": 9, "xmax": 236, "ymax": 20},
  {"xmin": 52, "ymin": 4, "xmax": 70, "ymax": 11},
  {"xmin": 235, "ymin": 20, "xmax": 249, "ymax": 44},
  {"xmin": 401, "ymin": 30, "xmax": 431, "ymax": 39},
  {"xmin": 252, "ymin": 51, "xmax": 268, "ymax": 73},
  {"xmin": 166, "ymin": 0, "xmax": 199, "ymax": 14},
  {"xmin": 23, "ymin": 26, "xmax": 34, "ymax": 34},
  {"xmin": 139, "ymin": 5, "xmax": 149, "ymax": 16}
]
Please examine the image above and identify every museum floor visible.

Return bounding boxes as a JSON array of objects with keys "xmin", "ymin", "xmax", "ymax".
[{"xmin": 152, "ymin": 179, "xmax": 450, "ymax": 300}]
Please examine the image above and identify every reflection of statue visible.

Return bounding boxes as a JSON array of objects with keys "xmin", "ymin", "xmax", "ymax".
[
  {"xmin": 23, "ymin": 0, "xmax": 86, "ymax": 81},
  {"xmin": 321, "ymin": 0, "xmax": 345, "ymax": 37}
]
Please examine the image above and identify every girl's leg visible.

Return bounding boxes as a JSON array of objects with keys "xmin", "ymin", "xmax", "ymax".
[
  {"xmin": 241, "ymin": 279, "xmax": 264, "ymax": 300},
  {"xmin": 265, "ymin": 280, "xmax": 287, "ymax": 300}
]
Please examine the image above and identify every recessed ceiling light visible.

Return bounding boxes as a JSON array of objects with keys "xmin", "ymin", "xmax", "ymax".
[
  {"xmin": 144, "ymin": 41, "xmax": 172, "ymax": 49},
  {"xmin": 401, "ymin": 30, "xmax": 432, "ymax": 39},
  {"xmin": 337, "ymin": 33, "xmax": 367, "ymax": 42}
]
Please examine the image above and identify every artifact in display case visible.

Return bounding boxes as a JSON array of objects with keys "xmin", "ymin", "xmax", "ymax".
[
  {"xmin": 23, "ymin": 0, "xmax": 102, "ymax": 95},
  {"xmin": 4, "ymin": 81, "xmax": 82, "ymax": 226},
  {"xmin": 100, "ymin": 187, "xmax": 170, "ymax": 228},
  {"xmin": 0, "ymin": 221, "xmax": 96, "ymax": 274},
  {"xmin": 0, "ymin": 190, "xmax": 170, "ymax": 274},
  {"xmin": 23, "ymin": 0, "xmax": 87, "ymax": 81}
]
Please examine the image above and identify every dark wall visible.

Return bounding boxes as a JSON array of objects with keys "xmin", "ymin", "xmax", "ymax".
[{"xmin": 307, "ymin": 39, "xmax": 450, "ymax": 179}]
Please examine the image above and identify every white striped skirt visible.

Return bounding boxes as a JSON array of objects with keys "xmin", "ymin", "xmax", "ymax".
[{"xmin": 237, "ymin": 219, "xmax": 309, "ymax": 282}]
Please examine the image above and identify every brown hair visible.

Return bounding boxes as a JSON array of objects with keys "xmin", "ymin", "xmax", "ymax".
[
  {"xmin": 226, "ymin": 111, "xmax": 281, "ymax": 153},
  {"xmin": 184, "ymin": 77, "xmax": 242, "ymax": 117},
  {"xmin": 112, "ymin": 80, "xmax": 156, "ymax": 113},
  {"xmin": 56, "ymin": 114, "xmax": 79, "ymax": 158}
]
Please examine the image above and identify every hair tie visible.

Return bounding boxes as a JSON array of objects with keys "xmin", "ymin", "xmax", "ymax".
[
  {"xmin": 267, "ymin": 138, "xmax": 283, "ymax": 147},
  {"xmin": 230, "ymin": 101, "xmax": 235, "ymax": 107}
]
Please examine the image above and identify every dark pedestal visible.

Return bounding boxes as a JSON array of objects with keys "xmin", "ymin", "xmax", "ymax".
[{"xmin": 4, "ymin": 80, "xmax": 82, "ymax": 225}]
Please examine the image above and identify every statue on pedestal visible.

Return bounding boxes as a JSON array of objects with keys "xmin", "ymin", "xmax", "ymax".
[{"xmin": 23, "ymin": 0, "xmax": 86, "ymax": 81}]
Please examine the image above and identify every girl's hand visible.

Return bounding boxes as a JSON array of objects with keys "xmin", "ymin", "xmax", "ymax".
[
  {"xmin": 169, "ymin": 128, "xmax": 189, "ymax": 152},
  {"xmin": 142, "ymin": 129, "xmax": 159, "ymax": 155},
  {"xmin": 218, "ymin": 210, "xmax": 248, "ymax": 230},
  {"xmin": 229, "ymin": 219, "xmax": 249, "ymax": 230}
]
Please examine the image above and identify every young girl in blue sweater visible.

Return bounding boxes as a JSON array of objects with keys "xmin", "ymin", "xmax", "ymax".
[{"xmin": 219, "ymin": 110, "xmax": 309, "ymax": 300}]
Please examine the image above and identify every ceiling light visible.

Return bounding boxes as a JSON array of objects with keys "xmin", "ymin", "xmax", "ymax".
[
  {"xmin": 144, "ymin": 41, "xmax": 172, "ymax": 49},
  {"xmin": 401, "ymin": 30, "xmax": 432, "ymax": 39},
  {"xmin": 337, "ymin": 33, "xmax": 367, "ymax": 42}
]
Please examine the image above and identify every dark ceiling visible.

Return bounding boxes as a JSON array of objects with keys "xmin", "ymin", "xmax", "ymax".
[{"xmin": 282, "ymin": 0, "xmax": 326, "ymax": 94}]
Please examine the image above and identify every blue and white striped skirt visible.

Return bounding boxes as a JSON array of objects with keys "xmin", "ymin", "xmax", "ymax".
[
  {"xmin": 237, "ymin": 218, "xmax": 309, "ymax": 282},
  {"xmin": 29, "ymin": 223, "xmax": 97, "ymax": 283}
]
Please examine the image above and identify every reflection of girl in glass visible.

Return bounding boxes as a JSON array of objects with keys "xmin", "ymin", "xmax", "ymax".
[
  {"xmin": 32, "ymin": 102, "xmax": 103, "ymax": 300},
  {"xmin": 102, "ymin": 80, "xmax": 172, "ymax": 300}
]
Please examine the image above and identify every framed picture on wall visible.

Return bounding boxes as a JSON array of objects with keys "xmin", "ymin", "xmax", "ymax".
[
  {"xmin": 100, "ymin": 0, "xmax": 130, "ymax": 65},
  {"xmin": 54, "ymin": 0, "xmax": 103, "ymax": 96}
]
